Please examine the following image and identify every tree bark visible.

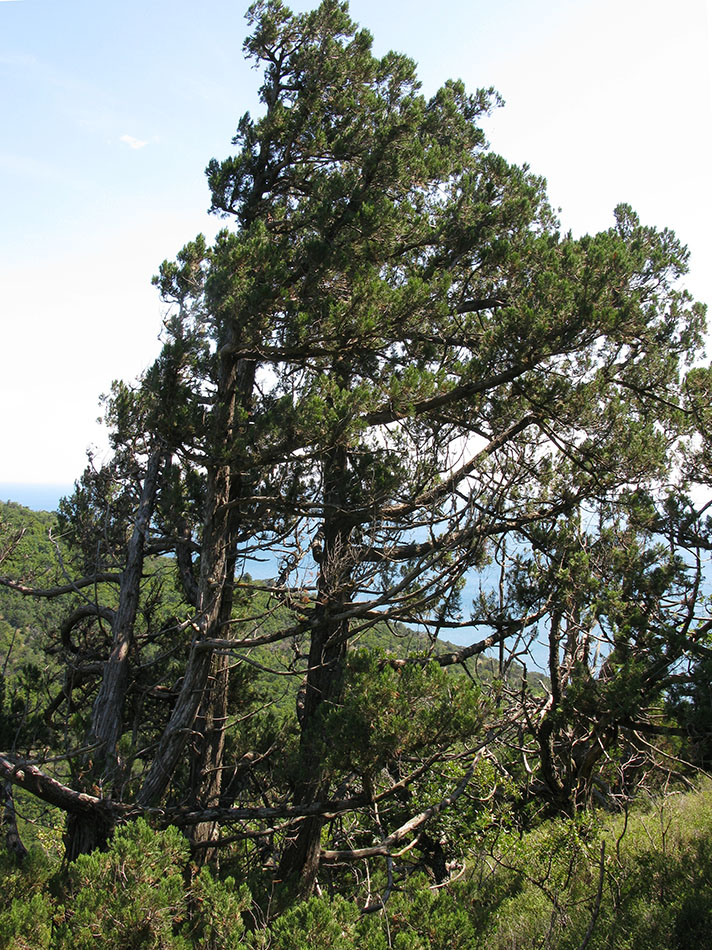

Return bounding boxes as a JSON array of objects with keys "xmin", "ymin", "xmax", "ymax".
[
  {"xmin": 188, "ymin": 541, "xmax": 237, "ymax": 859},
  {"xmin": 278, "ymin": 444, "xmax": 352, "ymax": 895},
  {"xmin": 137, "ymin": 355, "xmax": 256, "ymax": 811},
  {"xmin": 189, "ymin": 354, "xmax": 257, "ymax": 858},
  {"xmin": 2, "ymin": 781, "xmax": 28, "ymax": 863},
  {"xmin": 65, "ymin": 448, "xmax": 164, "ymax": 858}
]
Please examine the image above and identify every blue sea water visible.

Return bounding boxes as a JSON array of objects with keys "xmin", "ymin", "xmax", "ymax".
[{"xmin": 0, "ymin": 483, "xmax": 73, "ymax": 512}]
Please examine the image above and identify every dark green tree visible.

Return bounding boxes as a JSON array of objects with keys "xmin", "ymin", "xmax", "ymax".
[{"xmin": 0, "ymin": 0, "xmax": 708, "ymax": 905}]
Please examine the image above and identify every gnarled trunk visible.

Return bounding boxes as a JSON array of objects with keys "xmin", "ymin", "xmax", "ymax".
[
  {"xmin": 278, "ymin": 445, "xmax": 352, "ymax": 895},
  {"xmin": 2, "ymin": 781, "xmax": 28, "ymax": 863},
  {"xmin": 65, "ymin": 449, "xmax": 164, "ymax": 859},
  {"xmin": 137, "ymin": 356, "xmax": 256, "ymax": 812}
]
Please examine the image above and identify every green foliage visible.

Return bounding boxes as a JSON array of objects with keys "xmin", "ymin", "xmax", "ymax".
[
  {"xmin": 0, "ymin": 0, "xmax": 710, "ymax": 934},
  {"xmin": 0, "ymin": 847, "xmax": 55, "ymax": 949},
  {"xmin": 55, "ymin": 820, "xmax": 192, "ymax": 948},
  {"xmin": 0, "ymin": 502, "xmax": 68, "ymax": 649},
  {"xmin": 0, "ymin": 892, "xmax": 53, "ymax": 950},
  {"xmin": 188, "ymin": 865, "xmax": 251, "ymax": 950},
  {"xmin": 52, "ymin": 820, "xmax": 249, "ymax": 950},
  {"xmin": 0, "ymin": 784, "xmax": 710, "ymax": 949},
  {"xmin": 0, "ymin": 503, "xmax": 66, "ymax": 757},
  {"xmin": 586, "ymin": 789, "xmax": 712, "ymax": 950},
  {"xmin": 0, "ymin": 820, "xmax": 252, "ymax": 949},
  {"xmin": 256, "ymin": 783, "xmax": 712, "ymax": 950},
  {"xmin": 317, "ymin": 651, "xmax": 484, "ymax": 784},
  {"xmin": 261, "ymin": 895, "xmax": 360, "ymax": 950},
  {"xmin": 462, "ymin": 784, "xmax": 712, "ymax": 950}
]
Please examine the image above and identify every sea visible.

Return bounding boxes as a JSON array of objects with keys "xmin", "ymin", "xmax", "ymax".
[{"xmin": 0, "ymin": 483, "xmax": 74, "ymax": 513}]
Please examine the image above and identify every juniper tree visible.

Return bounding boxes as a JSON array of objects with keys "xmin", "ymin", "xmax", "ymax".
[{"xmin": 0, "ymin": 0, "xmax": 708, "ymax": 901}]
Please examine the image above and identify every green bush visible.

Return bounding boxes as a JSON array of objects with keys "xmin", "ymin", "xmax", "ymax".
[
  {"xmin": 264, "ymin": 896, "xmax": 359, "ymax": 950},
  {"xmin": 188, "ymin": 865, "xmax": 250, "ymax": 950},
  {"xmin": 54, "ymin": 820, "xmax": 191, "ymax": 949},
  {"xmin": 51, "ymin": 819, "xmax": 249, "ymax": 950},
  {"xmin": 474, "ymin": 784, "xmax": 712, "ymax": 949},
  {"xmin": 0, "ymin": 892, "xmax": 53, "ymax": 950},
  {"xmin": 1, "ymin": 786, "xmax": 710, "ymax": 949},
  {"xmin": 250, "ymin": 784, "xmax": 712, "ymax": 950},
  {"xmin": 0, "ymin": 847, "xmax": 55, "ymax": 950}
]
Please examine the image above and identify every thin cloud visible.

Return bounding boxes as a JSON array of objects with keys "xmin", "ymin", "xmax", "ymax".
[{"xmin": 120, "ymin": 134, "xmax": 148, "ymax": 150}]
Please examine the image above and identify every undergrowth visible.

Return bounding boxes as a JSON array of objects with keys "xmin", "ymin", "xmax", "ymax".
[{"xmin": 1, "ymin": 782, "xmax": 710, "ymax": 949}]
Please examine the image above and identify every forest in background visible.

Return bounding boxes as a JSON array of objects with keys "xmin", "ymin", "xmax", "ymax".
[{"xmin": 1, "ymin": 0, "xmax": 711, "ymax": 945}]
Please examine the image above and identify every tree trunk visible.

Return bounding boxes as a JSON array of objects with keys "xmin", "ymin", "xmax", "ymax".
[
  {"xmin": 65, "ymin": 449, "xmax": 164, "ymax": 858},
  {"xmin": 2, "ymin": 781, "xmax": 28, "ymax": 863},
  {"xmin": 188, "ymin": 540, "xmax": 238, "ymax": 859},
  {"xmin": 277, "ymin": 610, "xmax": 349, "ymax": 893},
  {"xmin": 137, "ymin": 355, "xmax": 256, "ymax": 811},
  {"xmin": 189, "ymin": 652, "xmax": 231, "ymax": 858},
  {"xmin": 278, "ymin": 445, "xmax": 351, "ymax": 895},
  {"xmin": 189, "ymin": 354, "xmax": 257, "ymax": 857}
]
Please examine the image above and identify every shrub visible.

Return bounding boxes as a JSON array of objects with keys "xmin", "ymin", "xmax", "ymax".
[{"xmin": 53, "ymin": 819, "xmax": 248, "ymax": 950}]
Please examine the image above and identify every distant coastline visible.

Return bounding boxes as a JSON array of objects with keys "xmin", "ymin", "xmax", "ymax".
[{"xmin": 0, "ymin": 483, "xmax": 73, "ymax": 512}]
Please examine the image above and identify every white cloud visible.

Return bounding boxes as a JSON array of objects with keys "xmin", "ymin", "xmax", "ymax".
[{"xmin": 120, "ymin": 134, "xmax": 148, "ymax": 150}]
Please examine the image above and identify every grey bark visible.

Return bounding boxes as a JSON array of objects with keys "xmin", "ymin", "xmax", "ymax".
[
  {"xmin": 137, "ymin": 355, "xmax": 256, "ymax": 810},
  {"xmin": 2, "ymin": 781, "xmax": 28, "ymax": 863},
  {"xmin": 65, "ymin": 448, "xmax": 164, "ymax": 858},
  {"xmin": 277, "ymin": 445, "xmax": 352, "ymax": 895}
]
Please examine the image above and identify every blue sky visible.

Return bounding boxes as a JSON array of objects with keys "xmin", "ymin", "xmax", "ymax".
[{"xmin": 1, "ymin": 0, "xmax": 711, "ymax": 491}]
